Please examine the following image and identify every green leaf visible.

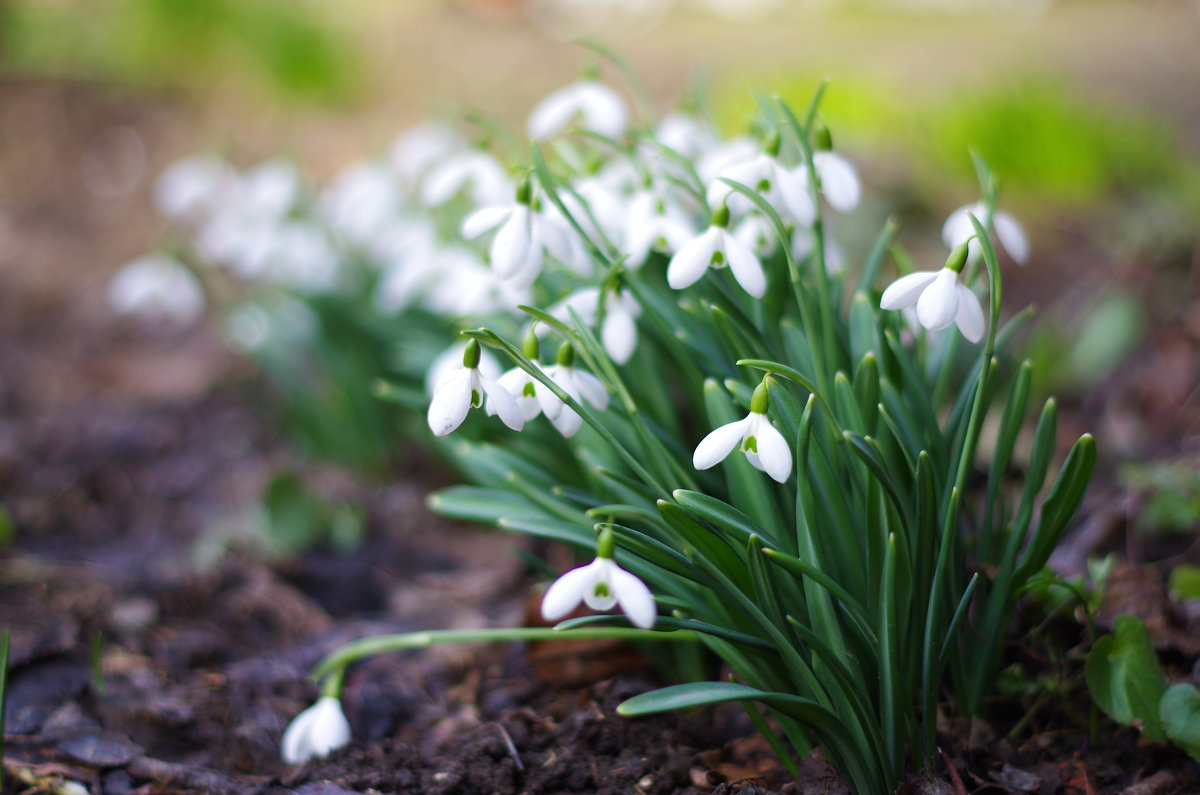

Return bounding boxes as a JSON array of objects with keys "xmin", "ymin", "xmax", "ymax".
[
  {"xmin": 1161, "ymin": 683, "xmax": 1200, "ymax": 761},
  {"xmin": 427, "ymin": 486, "xmax": 540, "ymax": 524},
  {"xmin": 1085, "ymin": 615, "xmax": 1167, "ymax": 743}
]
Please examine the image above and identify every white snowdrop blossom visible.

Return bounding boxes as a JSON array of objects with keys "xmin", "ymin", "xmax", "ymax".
[
  {"xmin": 427, "ymin": 341, "xmax": 524, "ymax": 436},
  {"xmin": 153, "ymin": 155, "xmax": 234, "ymax": 222},
  {"xmin": 879, "ymin": 243, "xmax": 985, "ymax": 343},
  {"xmin": 527, "ymin": 79, "xmax": 628, "ymax": 140},
  {"xmin": 461, "ymin": 181, "xmax": 579, "ymax": 285},
  {"xmin": 536, "ymin": 344, "xmax": 610, "ymax": 438},
  {"xmin": 551, "ymin": 287, "xmax": 642, "ymax": 365},
  {"xmin": 318, "ymin": 162, "xmax": 402, "ymax": 250},
  {"xmin": 942, "ymin": 201, "xmax": 1029, "ymax": 265},
  {"xmin": 797, "ymin": 124, "xmax": 861, "ymax": 214},
  {"xmin": 654, "ymin": 113, "xmax": 717, "ymax": 161},
  {"xmin": 693, "ymin": 382, "xmax": 791, "ymax": 483},
  {"xmin": 705, "ymin": 134, "xmax": 814, "ymax": 226},
  {"xmin": 542, "ymin": 533, "xmax": 656, "ymax": 630},
  {"xmin": 108, "ymin": 254, "xmax": 206, "ymax": 328},
  {"xmin": 668, "ymin": 205, "xmax": 766, "ymax": 298},
  {"xmin": 280, "ymin": 696, "xmax": 351, "ymax": 765},
  {"xmin": 389, "ymin": 123, "xmax": 466, "ymax": 186},
  {"xmin": 425, "ymin": 341, "xmax": 502, "ymax": 396},
  {"xmin": 623, "ymin": 189, "xmax": 695, "ymax": 268},
  {"xmin": 420, "ymin": 149, "xmax": 513, "ymax": 209}
]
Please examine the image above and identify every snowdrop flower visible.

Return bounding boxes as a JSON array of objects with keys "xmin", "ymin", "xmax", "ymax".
[
  {"xmin": 557, "ymin": 175, "xmax": 626, "ymax": 251},
  {"xmin": 527, "ymin": 79, "xmax": 628, "ymax": 140},
  {"xmin": 705, "ymin": 132, "xmax": 814, "ymax": 226},
  {"xmin": 693, "ymin": 380, "xmax": 791, "ymax": 483},
  {"xmin": 318, "ymin": 162, "xmax": 402, "ymax": 249},
  {"xmin": 653, "ymin": 113, "xmax": 717, "ymax": 161},
  {"xmin": 494, "ymin": 331, "xmax": 549, "ymax": 422},
  {"xmin": 238, "ymin": 159, "xmax": 301, "ymax": 221},
  {"xmin": 879, "ymin": 241, "xmax": 985, "ymax": 343},
  {"xmin": 390, "ymin": 123, "xmax": 466, "ymax": 186},
  {"xmin": 153, "ymin": 155, "xmax": 234, "ymax": 222},
  {"xmin": 427, "ymin": 340, "xmax": 524, "ymax": 436},
  {"xmin": 537, "ymin": 343, "xmax": 609, "ymax": 438},
  {"xmin": 623, "ymin": 187, "xmax": 695, "ymax": 268},
  {"xmin": 541, "ymin": 528, "xmax": 656, "ymax": 629},
  {"xmin": 550, "ymin": 286, "xmax": 641, "ymax": 365},
  {"xmin": 942, "ymin": 201, "xmax": 1029, "ymax": 265},
  {"xmin": 461, "ymin": 179, "xmax": 576, "ymax": 285},
  {"xmin": 668, "ymin": 204, "xmax": 766, "ymax": 298},
  {"xmin": 420, "ymin": 148, "xmax": 513, "ymax": 209},
  {"xmin": 265, "ymin": 222, "xmax": 339, "ymax": 292},
  {"xmin": 280, "ymin": 696, "xmax": 351, "ymax": 765},
  {"xmin": 108, "ymin": 254, "xmax": 206, "ymax": 328},
  {"xmin": 795, "ymin": 123, "xmax": 860, "ymax": 214}
]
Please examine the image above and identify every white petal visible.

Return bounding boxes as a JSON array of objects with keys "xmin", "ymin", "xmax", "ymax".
[
  {"xmin": 497, "ymin": 368, "xmax": 543, "ymax": 420},
  {"xmin": 536, "ymin": 373, "xmax": 567, "ymax": 421},
  {"xmin": 994, "ymin": 211, "xmax": 1029, "ymax": 265},
  {"xmin": 602, "ymin": 305, "xmax": 637, "ymax": 365},
  {"xmin": 421, "ymin": 157, "xmax": 472, "ymax": 206},
  {"xmin": 461, "ymin": 206, "xmax": 512, "ymax": 239},
  {"xmin": 814, "ymin": 152, "xmax": 860, "ymax": 213},
  {"xmin": 528, "ymin": 85, "xmax": 584, "ymax": 140},
  {"xmin": 723, "ymin": 230, "xmax": 766, "ymax": 298},
  {"xmin": 573, "ymin": 370, "xmax": 609, "ymax": 410},
  {"xmin": 581, "ymin": 558, "xmax": 619, "ymax": 611},
  {"xmin": 541, "ymin": 563, "xmax": 597, "ymax": 620},
  {"xmin": 577, "ymin": 83, "xmax": 628, "ymax": 138},
  {"xmin": 916, "ymin": 268, "xmax": 960, "ymax": 332},
  {"xmin": 549, "ymin": 404, "xmax": 584, "ymax": 438},
  {"xmin": 953, "ymin": 283, "xmax": 985, "ymax": 343},
  {"xmin": 427, "ymin": 372, "xmax": 474, "ymax": 437},
  {"xmin": 281, "ymin": 697, "xmax": 351, "ymax": 765},
  {"xmin": 750, "ymin": 416, "xmax": 792, "ymax": 483},
  {"xmin": 880, "ymin": 271, "xmax": 938, "ymax": 310},
  {"xmin": 693, "ymin": 417, "xmax": 750, "ymax": 471},
  {"xmin": 481, "ymin": 376, "xmax": 525, "ymax": 431},
  {"xmin": 667, "ymin": 228, "xmax": 719, "ymax": 290},
  {"xmin": 777, "ymin": 165, "xmax": 816, "ymax": 226},
  {"xmin": 491, "ymin": 207, "xmax": 532, "ymax": 279},
  {"xmin": 610, "ymin": 566, "xmax": 657, "ymax": 629}
]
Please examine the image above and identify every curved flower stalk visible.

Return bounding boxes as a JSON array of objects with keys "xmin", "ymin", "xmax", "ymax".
[
  {"xmin": 880, "ymin": 240, "xmax": 985, "ymax": 342},
  {"xmin": 527, "ymin": 79, "xmax": 628, "ymax": 140},
  {"xmin": 542, "ymin": 528, "xmax": 656, "ymax": 629},
  {"xmin": 943, "ymin": 200, "xmax": 1029, "ymax": 265},
  {"xmin": 693, "ymin": 380, "xmax": 791, "ymax": 483},
  {"xmin": 427, "ymin": 340, "xmax": 524, "ymax": 436},
  {"xmin": 668, "ymin": 204, "xmax": 766, "ymax": 298},
  {"xmin": 280, "ymin": 696, "xmax": 351, "ymax": 765}
]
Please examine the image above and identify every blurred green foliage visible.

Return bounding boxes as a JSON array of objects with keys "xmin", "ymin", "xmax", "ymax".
[
  {"xmin": 0, "ymin": 0, "xmax": 362, "ymax": 103},
  {"xmin": 1120, "ymin": 459, "xmax": 1200, "ymax": 535}
]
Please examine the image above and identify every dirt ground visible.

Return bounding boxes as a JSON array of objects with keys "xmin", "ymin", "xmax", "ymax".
[{"xmin": 2, "ymin": 5, "xmax": 1200, "ymax": 789}]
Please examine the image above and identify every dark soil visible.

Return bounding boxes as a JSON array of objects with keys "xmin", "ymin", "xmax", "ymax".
[{"xmin": 2, "ymin": 79, "xmax": 1199, "ymax": 795}]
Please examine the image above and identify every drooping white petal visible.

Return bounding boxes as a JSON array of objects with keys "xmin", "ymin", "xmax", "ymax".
[
  {"xmin": 573, "ymin": 370, "xmax": 610, "ymax": 411},
  {"xmin": 527, "ymin": 82, "xmax": 628, "ymax": 140},
  {"xmin": 693, "ymin": 417, "xmax": 751, "ymax": 471},
  {"xmin": 575, "ymin": 82, "xmax": 628, "ymax": 138},
  {"xmin": 723, "ymin": 230, "xmax": 767, "ymax": 298},
  {"xmin": 667, "ymin": 227, "xmax": 719, "ymax": 290},
  {"xmin": 601, "ymin": 304, "xmax": 637, "ymax": 364},
  {"xmin": 427, "ymin": 371, "xmax": 474, "ymax": 437},
  {"xmin": 490, "ymin": 207, "xmax": 533, "ymax": 278},
  {"xmin": 993, "ymin": 211, "xmax": 1029, "ymax": 265},
  {"xmin": 481, "ymin": 375, "xmax": 525, "ymax": 432},
  {"xmin": 953, "ymin": 283, "xmax": 986, "ymax": 343},
  {"xmin": 776, "ymin": 164, "xmax": 816, "ymax": 226},
  {"xmin": 541, "ymin": 563, "xmax": 598, "ymax": 621},
  {"xmin": 915, "ymin": 268, "xmax": 960, "ymax": 332},
  {"xmin": 535, "ymin": 375, "xmax": 567, "ymax": 421},
  {"xmin": 941, "ymin": 204, "xmax": 979, "ymax": 250},
  {"xmin": 880, "ymin": 271, "xmax": 939, "ymax": 310},
  {"xmin": 609, "ymin": 565, "xmax": 657, "ymax": 629},
  {"xmin": 281, "ymin": 697, "xmax": 351, "ymax": 765},
  {"xmin": 496, "ymin": 367, "xmax": 543, "ymax": 420},
  {"xmin": 549, "ymin": 403, "xmax": 584, "ymax": 438},
  {"xmin": 461, "ymin": 205, "xmax": 512, "ymax": 239},
  {"xmin": 748, "ymin": 415, "xmax": 792, "ymax": 483},
  {"xmin": 813, "ymin": 152, "xmax": 860, "ymax": 213}
]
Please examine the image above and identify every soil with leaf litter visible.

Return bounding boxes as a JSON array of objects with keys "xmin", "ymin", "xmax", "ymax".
[{"xmin": 3, "ymin": 80, "xmax": 1200, "ymax": 794}]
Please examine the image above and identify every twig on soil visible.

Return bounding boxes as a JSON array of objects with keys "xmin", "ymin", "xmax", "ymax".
[{"xmin": 490, "ymin": 721, "xmax": 525, "ymax": 772}]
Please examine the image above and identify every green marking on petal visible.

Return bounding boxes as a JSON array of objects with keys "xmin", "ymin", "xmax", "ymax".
[
  {"xmin": 711, "ymin": 249, "xmax": 726, "ymax": 268},
  {"xmin": 594, "ymin": 582, "xmax": 610, "ymax": 598},
  {"xmin": 742, "ymin": 435, "xmax": 758, "ymax": 454},
  {"xmin": 756, "ymin": 179, "xmax": 771, "ymax": 192},
  {"xmin": 522, "ymin": 382, "xmax": 537, "ymax": 398},
  {"xmin": 471, "ymin": 389, "xmax": 483, "ymax": 408}
]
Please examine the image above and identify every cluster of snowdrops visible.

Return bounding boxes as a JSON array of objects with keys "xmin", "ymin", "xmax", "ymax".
[{"xmin": 116, "ymin": 68, "xmax": 1093, "ymax": 795}]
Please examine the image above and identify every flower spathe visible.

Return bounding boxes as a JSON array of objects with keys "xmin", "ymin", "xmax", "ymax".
[
  {"xmin": 280, "ymin": 696, "xmax": 351, "ymax": 765},
  {"xmin": 541, "ymin": 556, "xmax": 656, "ymax": 630},
  {"xmin": 427, "ymin": 341, "xmax": 524, "ymax": 436},
  {"xmin": 879, "ymin": 244, "xmax": 985, "ymax": 343},
  {"xmin": 693, "ymin": 382, "xmax": 792, "ymax": 483}
]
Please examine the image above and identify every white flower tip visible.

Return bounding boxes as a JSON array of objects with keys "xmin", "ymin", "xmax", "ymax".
[{"xmin": 280, "ymin": 697, "xmax": 351, "ymax": 765}]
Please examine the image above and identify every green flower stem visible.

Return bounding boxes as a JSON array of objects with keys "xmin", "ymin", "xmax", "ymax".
[{"xmin": 312, "ymin": 627, "xmax": 699, "ymax": 682}]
